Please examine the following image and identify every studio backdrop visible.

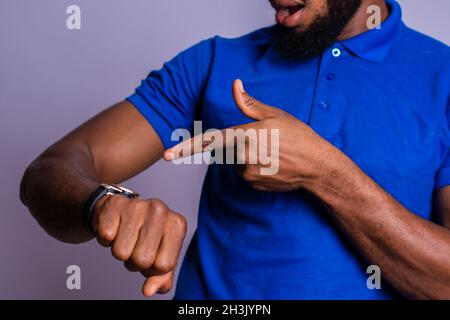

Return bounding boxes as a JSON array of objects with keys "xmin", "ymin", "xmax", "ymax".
[{"xmin": 0, "ymin": 0, "xmax": 449, "ymax": 299}]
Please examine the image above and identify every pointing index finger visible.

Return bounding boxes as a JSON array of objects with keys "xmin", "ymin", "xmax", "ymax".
[
  {"xmin": 164, "ymin": 123, "xmax": 254, "ymax": 161},
  {"xmin": 164, "ymin": 130, "xmax": 224, "ymax": 161}
]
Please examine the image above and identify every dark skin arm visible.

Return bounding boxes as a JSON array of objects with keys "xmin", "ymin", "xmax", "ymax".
[
  {"xmin": 312, "ymin": 160, "xmax": 450, "ymax": 300},
  {"xmin": 167, "ymin": 80, "xmax": 450, "ymax": 299},
  {"xmin": 20, "ymin": 101, "xmax": 187, "ymax": 296}
]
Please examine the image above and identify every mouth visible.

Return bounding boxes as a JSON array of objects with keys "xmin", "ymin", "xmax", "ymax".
[{"xmin": 270, "ymin": 0, "xmax": 307, "ymax": 28}]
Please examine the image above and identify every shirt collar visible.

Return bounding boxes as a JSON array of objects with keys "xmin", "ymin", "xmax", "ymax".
[{"xmin": 340, "ymin": 0, "xmax": 404, "ymax": 63}]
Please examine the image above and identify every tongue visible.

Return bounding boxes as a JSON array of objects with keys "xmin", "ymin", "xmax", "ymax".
[{"xmin": 276, "ymin": 6, "xmax": 303, "ymax": 25}]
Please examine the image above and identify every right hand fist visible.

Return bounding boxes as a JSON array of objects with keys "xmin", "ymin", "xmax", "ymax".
[{"xmin": 91, "ymin": 195, "xmax": 187, "ymax": 296}]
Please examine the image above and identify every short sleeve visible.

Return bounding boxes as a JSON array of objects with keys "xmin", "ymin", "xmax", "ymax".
[{"xmin": 126, "ymin": 38, "xmax": 215, "ymax": 149}]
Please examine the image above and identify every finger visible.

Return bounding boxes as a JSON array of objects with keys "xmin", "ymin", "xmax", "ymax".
[
  {"xmin": 164, "ymin": 124, "xmax": 252, "ymax": 161},
  {"xmin": 111, "ymin": 201, "xmax": 145, "ymax": 261},
  {"xmin": 164, "ymin": 130, "xmax": 222, "ymax": 161},
  {"xmin": 150, "ymin": 212, "xmax": 187, "ymax": 276},
  {"xmin": 233, "ymin": 79, "xmax": 282, "ymax": 121},
  {"xmin": 128, "ymin": 202, "xmax": 168, "ymax": 270},
  {"xmin": 94, "ymin": 195, "xmax": 123, "ymax": 247},
  {"xmin": 142, "ymin": 271, "xmax": 174, "ymax": 297}
]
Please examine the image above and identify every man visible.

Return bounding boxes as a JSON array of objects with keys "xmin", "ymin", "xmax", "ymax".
[{"xmin": 20, "ymin": 0, "xmax": 450, "ymax": 299}]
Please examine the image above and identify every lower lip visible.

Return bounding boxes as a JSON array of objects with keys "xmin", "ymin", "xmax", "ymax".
[{"xmin": 275, "ymin": 8, "xmax": 306, "ymax": 28}]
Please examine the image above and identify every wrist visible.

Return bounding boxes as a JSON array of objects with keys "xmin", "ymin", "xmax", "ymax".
[
  {"xmin": 83, "ymin": 183, "xmax": 139, "ymax": 235},
  {"xmin": 91, "ymin": 193, "xmax": 111, "ymax": 217},
  {"xmin": 305, "ymin": 149, "xmax": 361, "ymax": 201},
  {"xmin": 304, "ymin": 150, "xmax": 397, "ymax": 224}
]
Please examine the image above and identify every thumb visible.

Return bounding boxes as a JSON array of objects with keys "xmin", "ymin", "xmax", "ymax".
[
  {"xmin": 233, "ymin": 79, "xmax": 280, "ymax": 121},
  {"xmin": 142, "ymin": 271, "xmax": 174, "ymax": 297}
]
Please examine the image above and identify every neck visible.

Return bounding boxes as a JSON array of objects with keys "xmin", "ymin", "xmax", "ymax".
[{"xmin": 337, "ymin": 0, "xmax": 389, "ymax": 41}]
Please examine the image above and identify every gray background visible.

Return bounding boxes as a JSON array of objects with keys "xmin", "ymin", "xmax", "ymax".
[{"xmin": 0, "ymin": 0, "xmax": 448, "ymax": 299}]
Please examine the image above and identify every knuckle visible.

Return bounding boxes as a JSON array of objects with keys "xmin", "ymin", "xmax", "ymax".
[
  {"xmin": 170, "ymin": 212, "xmax": 187, "ymax": 234},
  {"xmin": 112, "ymin": 246, "xmax": 131, "ymax": 261},
  {"xmin": 148, "ymin": 199, "xmax": 168, "ymax": 217},
  {"xmin": 244, "ymin": 94, "xmax": 257, "ymax": 107},
  {"xmin": 131, "ymin": 252, "xmax": 156, "ymax": 270},
  {"xmin": 153, "ymin": 259, "xmax": 175, "ymax": 274},
  {"xmin": 97, "ymin": 225, "xmax": 115, "ymax": 242},
  {"xmin": 131, "ymin": 199, "xmax": 150, "ymax": 213}
]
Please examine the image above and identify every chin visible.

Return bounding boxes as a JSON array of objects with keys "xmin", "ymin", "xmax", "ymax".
[
  {"xmin": 292, "ymin": 24, "xmax": 310, "ymax": 33},
  {"xmin": 279, "ymin": 23, "xmax": 310, "ymax": 34}
]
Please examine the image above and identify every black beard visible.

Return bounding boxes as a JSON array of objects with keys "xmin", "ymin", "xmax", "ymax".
[{"xmin": 272, "ymin": 0, "xmax": 362, "ymax": 60}]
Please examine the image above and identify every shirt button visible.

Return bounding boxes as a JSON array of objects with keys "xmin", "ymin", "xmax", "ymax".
[
  {"xmin": 327, "ymin": 73, "xmax": 336, "ymax": 80},
  {"xmin": 332, "ymin": 48, "xmax": 341, "ymax": 57},
  {"xmin": 318, "ymin": 101, "xmax": 329, "ymax": 110}
]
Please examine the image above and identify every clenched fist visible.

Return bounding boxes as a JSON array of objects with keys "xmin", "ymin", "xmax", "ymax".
[{"xmin": 91, "ymin": 195, "xmax": 187, "ymax": 296}]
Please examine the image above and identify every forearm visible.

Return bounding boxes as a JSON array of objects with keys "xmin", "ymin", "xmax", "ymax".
[
  {"xmin": 20, "ymin": 102, "xmax": 166, "ymax": 244},
  {"xmin": 20, "ymin": 143, "xmax": 99, "ymax": 243},
  {"xmin": 307, "ymin": 152, "xmax": 450, "ymax": 299}
]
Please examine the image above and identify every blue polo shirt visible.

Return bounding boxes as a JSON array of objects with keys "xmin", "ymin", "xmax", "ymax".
[{"xmin": 127, "ymin": 0, "xmax": 450, "ymax": 299}]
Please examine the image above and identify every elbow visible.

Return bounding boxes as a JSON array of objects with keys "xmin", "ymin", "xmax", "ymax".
[
  {"xmin": 19, "ymin": 155, "xmax": 49, "ymax": 211},
  {"xmin": 19, "ymin": 158, "xmax": 52, "ymax": 231},
  {"xmin": 19, "ymin": 158, "xmax": 64, "ymax": 242},
  {"xmin": 19, "ymin": 159, "xmax": 37, "ymax": 209},
  {"xmin": 19, "ymin": 156, "xmax": 93, "ymax": 244}
]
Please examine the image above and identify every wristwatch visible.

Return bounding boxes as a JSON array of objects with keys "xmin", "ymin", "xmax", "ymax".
[{"xmin": 83, "ymin": 183, "xmax": 139, "ymax": 235}]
